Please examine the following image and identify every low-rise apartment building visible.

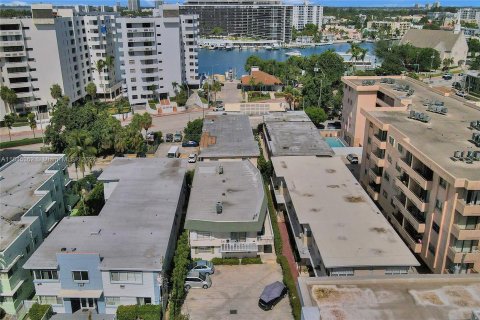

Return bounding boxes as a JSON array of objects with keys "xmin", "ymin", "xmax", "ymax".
[
  {"xmin": 0, "ymin": 154, "xmax": 70, "ymax": 318},
  {"xmin": 23, "ymin": 158, "xmax": 187, "ymax": 316},
  {"xmin": 366, "ymin": 20, "xmax": 412, "ymax": 37},
  {"xmin": 263, "ymin": 111, "xmax": 334, "ymax": 157},
  {"xmin": 199, "ymin": 114, "xmax": 260, "ymax": 165},
  {"xmin": 117, "ymin": 5, "xmax": 199, "ymax": 106},
  {"xmin": 341, "ymin": 76, "xmax": 411, "ymax": 147},
  {"xmin": 185, "ymin": 161, "xmax": 274, "ymax": 260},
  {"xmin": 356, "ymin": 77, "xmax": 480, "ymax": 274},
  {"xmin": 271, "ymin": 156, "xmax": 419, "ymax": 276}
]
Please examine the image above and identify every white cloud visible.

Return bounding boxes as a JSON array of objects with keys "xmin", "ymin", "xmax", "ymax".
[{"xmin": 6, "ymin": 1, "xmax": 28, "ymax": 5}]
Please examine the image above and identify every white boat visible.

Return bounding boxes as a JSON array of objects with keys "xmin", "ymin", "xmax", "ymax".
[
  {"xmin": 225, "ymin": 45, "xmax": 234, "ymax": 51},
  {"xmin": 265, "ymin": 45, "xmax": 273, "ymax": 50},
  {"xmin": 285, "ymin": 50, "xmax": 302, "ymax": 57}
]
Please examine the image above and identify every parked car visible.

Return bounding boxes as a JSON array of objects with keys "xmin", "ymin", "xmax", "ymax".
[
  {"xmin": 188, "ymin": 154, "xmax": 197, "ymax": 163},
  {"xmin": 442, "ymin": 74, "xmax": 453, "ymax": 80},
  {"xmin": 258, "ymin": 281, "xmax": 287, "ymax": 311},
  {"xmin": 189, "ymin": 260, "xmax": 214, "ymax": 275},
  {"xmin": 455, "ymin": 90, "xmax": 467, "ymax": 97},
  {"xmin": 346, "ymin": 154, "xmax": 359, "ymax": 164},
  {"xmin": 165, "ymin": 133, "xmax": 174, "ymax": 142},
  {"xmin": 184, "ymin": 271, "xmax": 212, "ymax": 291},
  {"xmin": 174, "ymin": 132, "xmax": 182, "ymax": 142},
  {"xmin": 182, "ymin": 140, "xmax": 199, "ymax": 148},
  {"xmin": 214, "ymin": 106, "xmax": 225, "ymax": 111}
]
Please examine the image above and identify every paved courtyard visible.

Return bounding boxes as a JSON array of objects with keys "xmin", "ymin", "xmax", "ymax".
[{"xmin": 182, "ymin": 263, "xmax": 293, "ymax": 320}]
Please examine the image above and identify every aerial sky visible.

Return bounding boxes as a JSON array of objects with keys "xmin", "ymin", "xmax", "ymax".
[{"xmin": 0, "ymin": 0, "xmax": 478, "ymax": 7}]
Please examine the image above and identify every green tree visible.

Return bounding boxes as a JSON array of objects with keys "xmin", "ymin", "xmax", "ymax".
[
  {"xmin": 83, "ymin": 182, "xmax": 105, "ymax": 216},
  {"xmin": 468, "ymin": 39, "xmax": 480, "ymax": 55},
  {"xmin": 172, "ymin": 81, "xmax": 179, "ymax": 96},
  {"xmin": 140, "ymin": 113, "xmax": 153, "ymax": 138},
  {"xmin": 86, "ymin": 82, "xmax": 97, "ymax": 101},
  {"xmin": 50, "ymin": 84, "xmax": 63, "ymax": 101},
  {"xmin": 104, "ymin": 56, "xmax": 115, "ymax": 100},
  {"xmin": 148, "ymin": 84, "xmax": 158, "ymax": 102},
  {"xmin": 28, "ymin": 113, "xmax": 37, "ymax": 138},
  {"xmin": 3, "ymin": 113, "xmax": 15, "ymax": 141},
  {"xmin": 66, "ymin": 130, "xmax": 97, "ymax": 179},
  {"xmin": 257, "ymin": 154, "xmax": 273, "ymax": 181},
  {"xmin": 211, "ymin": 26, "xmax": 224, "ymax": 36},
  {"xmin": 169, "ymin": 231, "xmax": 190, "ymax": 319},
  {"xmin": 471, "ymin": 55, "xmax": 480, "ymax": 70},
  {"xmin": 305, "ymin": 107, "xmax": 327, "ymax": 127},
  {"xmin": 183, "ymin": 118, "xmax": 203, "ymax": 143},
  {"xmin": 94, "ymin": 59, "xmax": 105, "ymax": 100},
  {"xmin": 0, "ymin": 86, "xmax": 18, "ymax": 114},
  {"xmin": 442, "ymin": 57, "xmax": 454, "ymax": 70}
]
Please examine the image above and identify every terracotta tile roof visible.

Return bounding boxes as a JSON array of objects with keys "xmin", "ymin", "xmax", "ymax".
[{"xmin": 241, "ymin": 70, "xmax": 283, "ymax": 86}]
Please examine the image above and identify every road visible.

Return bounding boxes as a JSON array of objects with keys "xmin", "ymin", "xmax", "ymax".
[{"xmin": 217, "ymin": 80, "xmax": 243, "ymax": 103}]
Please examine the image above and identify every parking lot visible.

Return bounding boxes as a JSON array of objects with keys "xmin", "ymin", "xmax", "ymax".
[{"xmin": 182, "ymin": 263, "xmax": 293, "ymax": 320}]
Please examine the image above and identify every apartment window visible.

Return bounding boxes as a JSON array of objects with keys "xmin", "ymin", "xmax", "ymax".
[
  {"xmin": 196, "ymin": 231, "xmax": 211, "ymax": 240},
  {"xmin": 34, "ymin": 270, "xmax": 58, "ymax": 280},
  {"xmin": 231, "ymin": 232, "xmax": 246, "ymax": 242},
  {"xmin": 384, "ymin": 172, "xmax": 390, "ymax": 182},
  {"xmin": 72, "ymin": 271, "xmax": 89, "ymax": 282},
  {"xmin": 38, "ymin": 296, "xmax": 63, "ymax": 305},
  {"xmin": 428, "ymin": 243, "xmax": 436, "ymax": 255},
  {"xmin": 129, "ymin": 69, "xmax": 135, "ymax": 73},
  {"xmin": 397, "ymin": 144, "xmax": 403, "ymax": 153},
  {"xmin": 131, "ymin": 86, "xmax": 137, "ymax": 91},
  {"xmin": 439, "ymin": 177, "xmax": 447, "ymax": 189},
  {"xmin": 195, "ymin": 246, "xmax": 213, "ymax": 254},
  {"xmin": 432, "ymin": 222, "xmax": 440, "ymax": 233},
  {"xmin": 106, "ymin": 297, "xmax": 120, "ymax": 306},
  {"xmin": 385, "ymin": 267, "xmax": 408, "ymax": 275},
  {"xmin": 110, "ymin": 271, "xmax": 142, "ymax": 283},
  {"xmin": 395, "ymin": 163, "xmax": 401, "ymax": 173},
  {"xmin": 382, "ymin": 190, "xmax": 388, "ymax": 198},
  {"xmin": 131, "ymin": 78, "xmax": 136, "ymax": 83},
  {"xmin": 330, "ymin": 268, "xmax": 354, "ymax": 276},
  {"xmin": 387, "ymin": 155, "xmax": 392, "ymax": 164},
  {"xmin": 137, "ymin": 297, "xmax": 151, "ymax": 305},
  {"xmin": 388, "ymin": 136, "xmax": 395, "ymax": 146},
  {"xmin": 132, "ymin": 95, "xmax": 138, "ymax": 99},
  {"xmin": 435, "ymin": 199, "xmax": 443, "ymax": 211}
]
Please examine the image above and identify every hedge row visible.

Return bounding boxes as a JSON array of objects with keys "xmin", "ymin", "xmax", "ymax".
[
  {"xmin": 0, "ymin": 137, "xmax": 43, "ymax": 149},
  {"xmin": 28, "ymin": 303, "xmax": 52, "ymax": 320},
  {"xmin": 211, "ymin": 257, "xmax": 239, "ymax": 265},
  {"xmin": 264, "ymin": 184, "xmax": 283, "ymax": 256},
  {"xmin": 116, "ymin": 304, "xmax": 161, "ymax": 320},
  {"xmin": 240, "ymin": 256, "xmax": 262, "ymax": 265},
  {"xmin": 278, "ymin": 255, "xmax": 301, "ymax": 319}
]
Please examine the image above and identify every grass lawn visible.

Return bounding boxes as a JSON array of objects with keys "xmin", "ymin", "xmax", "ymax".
[{"xmin": 0, "ymin": 137, "xmax": 43, "ymax": 148}]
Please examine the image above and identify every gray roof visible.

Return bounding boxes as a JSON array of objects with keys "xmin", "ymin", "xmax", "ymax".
[
  {"xmin": 199, "ymin": 114, "xmax": 260, "ymax": 159},
  {"xmin": 400, "ymin": 29, "xmax": 463, "ymax": 52},
  {"xmin": 263, "ymin": 111, "xmax": 334, "ymax": 157},
  {"xmin": 0, "ymin": 154, "xmax": 65, "ymax": 252},
  {"xmin": 272, "ymin": 156, "xmax": 419, "ymax": 269},
  {"xmin": 298, "ymin": 275, "xmax": 480, "ymax": 320},
  {"xmin": 24, "ymin": 158, "xmax": 186, "ymax": 271},
  {"xmin": 184, "ymin": 161, "xmax": 267, "ymax": 232}
]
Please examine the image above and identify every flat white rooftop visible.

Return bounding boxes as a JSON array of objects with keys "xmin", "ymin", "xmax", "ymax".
[
  {"xmin": 272, "ymin": 156, "xmax": 419, "ymax": 269},
  {"xmin": 24, "ymin": 158, "xmax": 186, "ymax": 271},
  {"xmin": 298, "ymin": 275, "xmax": 480, "ymax": 320},
  {"xmin": 0, "ymin": 154, "xmax": 64, "ymax": 252}
]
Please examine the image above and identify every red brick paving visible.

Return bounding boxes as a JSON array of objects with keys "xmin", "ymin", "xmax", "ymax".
[{"xmin": 278, "ymin": 219, "xmax": 299, "ymax": 282}]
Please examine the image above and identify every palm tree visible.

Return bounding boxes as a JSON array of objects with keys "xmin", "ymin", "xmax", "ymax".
[
  {"xmin": 443, "ymin": 57, "xmax": 454, "ymax": 70},
  {"xmin": 94, "ymin": 59, "xmax": 105, "ymax": 101},
  {"xmin": 3, "ymin": 114, "xmax": 15, "ymax": 141},
  {"xmin": 28, "ymin": 113, "xmax": 37, "ymax": 138},
  {"xmin": 248, "ymin": 77, "xmax": 256, "ymax": 91},
  {"xmin": 358, "ymin": 48, "xmax": 368, "ymax": 69},
  {"xmin": 172, "ymin": 81, "xmax": 179, "ymax": 96},
  {"xmin": 347, "ymin": 43, "xmax": 361, "ymax": 73},
  {"xmin": 148, "ymin": 84, "xmax": 158, "ymax": 102},
  {"xmin": 0, "ymin": 86, "xmax": 17, "ymax": 114},
  {"xmin": 140, "ymin": 113, "xmax": 153, "ymax": 139},
  {"xmin": 86, "ymin": 82, "xmax": 97, "ymax": 101},
  {"xmin": 284, "ymin": 93, "xmax": 294, "ymax": 110},
  {"xmin": 212, "ymin": 81, "xmax": 221, "ymax": 102},
  {"xmin": 66, "ymin": 130, "xmax": 97, "ymax": 179},
  {"xmin": 114, "ymin": 131, "xmax": 127, "ymax": 155},
  {"xmin": 104, "ymin": 56, "xmax": 115, "ymax": 100}
]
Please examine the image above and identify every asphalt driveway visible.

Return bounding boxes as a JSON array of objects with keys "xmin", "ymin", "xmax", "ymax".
[{"xmin": 182, "ymin": 263, "xmax": 293, "ymax": 320}]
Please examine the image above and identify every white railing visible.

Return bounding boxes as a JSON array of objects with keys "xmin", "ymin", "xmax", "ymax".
[{"xmin": 220, "ymin": 241, "xmax": 258, "ymax": 253}]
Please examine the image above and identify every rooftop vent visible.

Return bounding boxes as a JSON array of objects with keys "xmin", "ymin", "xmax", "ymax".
[
  {"xmin": 90, "ymin": 229, "xmax": 102, "ymax": 236},
  {"xmin": 451, "ymin": 150, "xmax": 480, "ymax": 162},
  {"xmin": 61, "ymin": 247, "xmax": 67, "ymax": 252},
  {"xmin": 426, "ymin": 104, "xmax": 448, "ymax": 115},
  {"xmin": 218, "ymin": 165, "xmax": 224, "ymax": 174},
  {"xmin": 470, "ymin": 120, "xmax": 480, "ymax": 131},
  {"xmin": 380, "ymin": 78, "xmax": 395, "ymax": 84},
  {"xmin": 216, "ymin": 201, "xmax": 223, "ymax": 214},
  {"xmin": 472, "ymin": 132, "xmax": 480, "ymax": 147},
  {"xmin": 408, "ymin": 110, "xmax": 430, "ymax": 123}
]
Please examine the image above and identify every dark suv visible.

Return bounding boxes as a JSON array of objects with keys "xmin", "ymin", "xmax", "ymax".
[{"xmin": 165, "ymin": 133, "xmax": 173, "ymax": 142}]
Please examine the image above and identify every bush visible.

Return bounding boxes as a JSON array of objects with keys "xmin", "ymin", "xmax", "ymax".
[
  {"xmin": 277, "ymin": 256, "xmax": 301, "ymax": 320},
  {"xmin": 28, "ymin": 303, "xmax": 52, "ymax": 320},
  {"xmin": 264, "ymin": 184, "xmax": 282, "ymax": 256},
  {"xmin": 240, "ymin": 256, "xmax": 262, "ymax": 264},
  {"xmin": 211, "ymin": 257, "xmax": 240, "ymax": 265},
  {"xmin": 0, "ymin": 137, "xmax": 43, "ymax": 148},
  {"xmin": 169, "ymin": 231, "xmax": 190, "ymax": 319},
  {"xmin": 117, "ymin": 305, "xmax": 161, "ymax": 320}
]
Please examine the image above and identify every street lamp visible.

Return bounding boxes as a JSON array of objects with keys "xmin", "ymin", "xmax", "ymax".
[
  {"xmin": 314, "ymin": 66, "xmax": 325, "ymax": 108},
  {"xmin": 429, "ymin": 54, "xmax": 435, "ymax": 82}
]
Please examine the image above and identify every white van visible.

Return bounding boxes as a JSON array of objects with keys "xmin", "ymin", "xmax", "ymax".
[{"xmin": 167, "ymin": 146, "xmax": 179, "ymax": 158}]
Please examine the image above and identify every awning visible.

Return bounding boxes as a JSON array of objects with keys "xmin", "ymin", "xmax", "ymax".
[{"xmin": 59, "ymin": 289, "xmax": 103, "ymax": 299}]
